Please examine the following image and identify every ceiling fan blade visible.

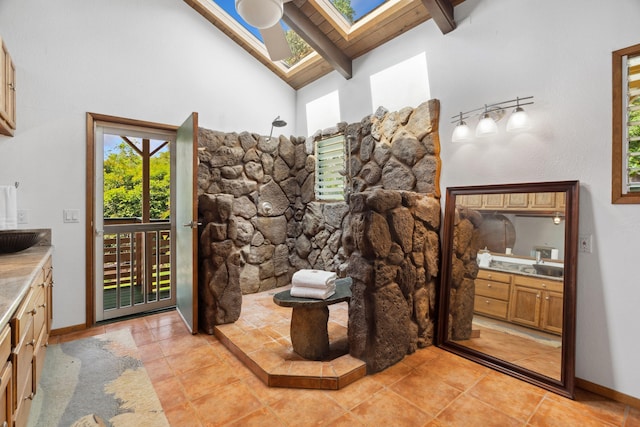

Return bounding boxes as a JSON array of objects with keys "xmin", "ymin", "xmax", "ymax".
[{"xmin": 260, "ymin": 24, "xmax": 292, "ymax": 61}]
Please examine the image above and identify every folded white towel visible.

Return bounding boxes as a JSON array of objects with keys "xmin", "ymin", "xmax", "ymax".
[
  {"xmin": 290, "ymin": 283, "xmax": 336, "ymax": 300},
  {"xmin": 0, "ymin": 185, "xmax": 17, "ymax": 230},
  {"xmin": 292, "ymin": 269, "xmax": 337, "ymax": 289}
]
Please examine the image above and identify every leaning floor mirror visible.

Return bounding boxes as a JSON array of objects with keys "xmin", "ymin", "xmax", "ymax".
[{"xmin": 437, "ymin": 181, "xmax": 579, "ymax": 398}]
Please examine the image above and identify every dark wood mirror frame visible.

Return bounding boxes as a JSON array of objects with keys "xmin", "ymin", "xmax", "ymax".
[{"xmin": 437, "ymin": 180, "xmax": 579, "ymax": 399}]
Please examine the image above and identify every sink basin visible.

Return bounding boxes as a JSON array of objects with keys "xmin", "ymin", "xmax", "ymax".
[
  {"xmin": 0, "ymin": 230, "xmax": 46, "ymax": 254},
  {"xmin": 533, "ymin": 263, "xmax": 564, "ymax": 278}
]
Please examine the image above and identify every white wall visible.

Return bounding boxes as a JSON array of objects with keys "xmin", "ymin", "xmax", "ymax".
[
  {"xmin": 296, "ymin": 0, "xmax": 640, "ymax": 399},
  {"xmin": 0, "ymin": 0, "xmax": 295, "ymax": 329}
]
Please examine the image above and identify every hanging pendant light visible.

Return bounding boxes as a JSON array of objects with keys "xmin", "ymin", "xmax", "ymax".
[
  {"xmin": 451, "ymin": 112, "xmax": 473, "ymax": 142},
  {"xmin": 506, "ymin": 97, "xmax": 531, "ymax": 132},
  {"xmin": 476, "ymin": 105, "xmax": 498, "ymax": 137}
]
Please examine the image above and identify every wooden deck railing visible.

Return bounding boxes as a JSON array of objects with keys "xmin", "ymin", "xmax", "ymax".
[{"xmin": 103, "ymin": 218, "xmax": 171, "ymax": 309}]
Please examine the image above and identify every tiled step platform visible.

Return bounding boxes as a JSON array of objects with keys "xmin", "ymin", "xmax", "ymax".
[{"xmin": 214, "ymin": 285, "xmax": 366, "ymax": 390}]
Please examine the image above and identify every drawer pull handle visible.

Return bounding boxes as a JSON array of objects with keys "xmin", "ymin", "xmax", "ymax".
[
  {"xmin": 27, "ymin": 339, "xmax": 35, "ymax": 347},
  {"xmin": 39, "ymin": 303, "xmax": 47, "ymax": 308},
  {"xmin": 25, "ymin": 392, "xmax": 34, "ymax": 401},
  {"xmin": 29, "ymin": 308, "xmax": 37, "ymax": 316}
]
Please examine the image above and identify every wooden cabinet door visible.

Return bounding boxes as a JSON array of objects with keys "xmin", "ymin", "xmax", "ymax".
[
  {"xmin": 0, "ymin": 38, "xmax": 15, "ymax": 132},
  {"xmin": 483, "ymin": 194, "xmax": 505, "ymax": 209},
  {"xmin": 0, "ymin": 362, "xmax": 12, "ymax": 427},
  {"xmin": 509, "ymin": 285, "xmax": 541, "ymax": 328},
  {"xmin": 505, "ymin": 193, "xmax": 529, "ymax": 209},
  {"xmin": 529, "ymin": 192, "xmax": 556, "ymax": 209},
  {"xmin": 541, "ymin": 291, "xmax": 563, "ymax": 334},
  {"xmin": 457, "ymin": 194, "xmax": 483, "ymax": 208}
]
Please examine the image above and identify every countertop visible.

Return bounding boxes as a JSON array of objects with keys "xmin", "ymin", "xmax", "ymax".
[
  {"xmin": 481, "ymin": 261, "xmax": 563, "ymax": 281},
  {"xmin": 0, "ymin": 246, "xmax": 53, "ymax": 327}
]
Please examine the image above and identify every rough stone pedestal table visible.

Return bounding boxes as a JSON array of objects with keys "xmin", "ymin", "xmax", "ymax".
[{"xmin": 273, "ymin": 278, "xmax": 352, "ymax": 360}]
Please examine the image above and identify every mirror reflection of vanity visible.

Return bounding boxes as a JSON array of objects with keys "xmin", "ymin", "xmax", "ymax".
[{"xmin": 437, "ymin": 181, "xmax": 579, "ymax": 398}]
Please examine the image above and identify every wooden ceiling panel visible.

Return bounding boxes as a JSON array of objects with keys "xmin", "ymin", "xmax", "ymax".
[{"xmin": 184, "ymin": 0, "xmax": 460, "ymax": 89}]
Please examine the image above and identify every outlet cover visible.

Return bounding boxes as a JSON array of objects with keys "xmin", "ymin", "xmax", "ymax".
[
  {"xmin": 579, "ymin": 234, "xmax": 592, "ymax": 253},
  {"xmin": 17, "ymin": 209, "xmax": 28, "ymax": 224}
]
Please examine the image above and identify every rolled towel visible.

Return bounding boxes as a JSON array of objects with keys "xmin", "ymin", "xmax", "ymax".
[
  {"xmin": 290, "ymin": 283, "xmax": 336, "ymax": 300},
  {"xmin": 291, "ymin": 269, "xmax": 336, "ymax": 289}
]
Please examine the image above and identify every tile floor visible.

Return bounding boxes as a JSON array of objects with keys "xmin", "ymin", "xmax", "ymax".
[{"xmin": 51, "ymin": 295, "xmax": 640, "ymax": 426}]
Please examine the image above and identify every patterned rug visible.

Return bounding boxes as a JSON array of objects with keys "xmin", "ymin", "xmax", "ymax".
[{"xmin": 27, "ymin": 329, "xmax": 169, "ymax": 427}]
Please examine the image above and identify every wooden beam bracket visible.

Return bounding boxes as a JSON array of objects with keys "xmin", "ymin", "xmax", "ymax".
[{"xmin": 421, "ymin": 0, "xmax": 456, "ymax": 34}]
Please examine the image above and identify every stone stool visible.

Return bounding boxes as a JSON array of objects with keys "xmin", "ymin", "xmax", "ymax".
[{"xmin": 273, "ymin": 278, "xmax": 351, "ymax": 360}]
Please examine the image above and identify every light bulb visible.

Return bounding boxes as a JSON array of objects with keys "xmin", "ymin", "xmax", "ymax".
[
  {"xmin": 476, "ymin": 114, "xmax": 498, "ymax": 137},
  {"xmin": 452, "ymin": 122, "xmax": 473, "ymax": 142},
  {"xmin": 506, "ymin": 107, "xmax": 531, "ymax": 132},
  {"xmin": 553, "ymin": 213, "xmax": 562, "ymax": 225}
]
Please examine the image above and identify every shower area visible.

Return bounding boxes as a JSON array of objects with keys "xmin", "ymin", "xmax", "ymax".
[{"xmin": 196, "ymin": 100, "xmax": 443, "ymax": 384}]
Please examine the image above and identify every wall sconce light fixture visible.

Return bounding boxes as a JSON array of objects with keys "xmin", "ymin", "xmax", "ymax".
[
  {"xmin": 451, "ymin": 96, "xmax": 534, "ymax": 142},
  {"xmin": 552, "ymin": 212, "xmax": 562, "ymax": 225}
]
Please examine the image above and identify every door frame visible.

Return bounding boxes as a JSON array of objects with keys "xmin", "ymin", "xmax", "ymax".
[{"xmin": 85, "ymin": 113, "xmax": 179, "ymax": 327}]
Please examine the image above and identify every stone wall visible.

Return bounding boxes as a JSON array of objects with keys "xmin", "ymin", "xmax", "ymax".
[
  {"xmin": 448, "ymin": 207, "xmax": 483, "ymax": 341},
  {"xmin": 345, "ymin": 189, "xmax": 440, "ymax": 373},
  {"xmin": 196, "ymin": 99, "xmax": 442, "ymax": 338}
]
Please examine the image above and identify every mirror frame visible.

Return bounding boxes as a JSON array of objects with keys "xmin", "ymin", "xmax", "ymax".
[{"xmin": 437, "ymin": 180, "xmax": 579, "ymax": 399}]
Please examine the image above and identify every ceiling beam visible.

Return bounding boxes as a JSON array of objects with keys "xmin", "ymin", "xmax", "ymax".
[
  {"xmin": 421, "ymin": 0, "xmax": 456, "ymax": 34},
  {"xmin": 283, "ymin": 2, "xmax": 352, "ymax": 80}
]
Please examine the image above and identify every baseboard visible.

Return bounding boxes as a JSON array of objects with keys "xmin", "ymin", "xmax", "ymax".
[
  {"xmin": 50, "ymin": 323, "xmax": 86, "ymax": 336},
  {"xmin": 576, "ymin": 377, "xmax": 640, "ymax": 409}
]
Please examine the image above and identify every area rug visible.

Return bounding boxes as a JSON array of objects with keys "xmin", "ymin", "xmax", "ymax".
[{"xmin": 27, "ymin": 329, "xmax": 169, "ymax": 427}]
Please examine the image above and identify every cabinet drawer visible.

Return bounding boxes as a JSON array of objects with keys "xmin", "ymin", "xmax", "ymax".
[
  {"xmin": 474, "ymin": 296, "xmax": 508, "ymax": 319},
  {"xmin": 0, "ymin": 361, "xmax": 12, "ymax": 427},
  {"xmin": 477, "ymin": 269, "xmax": 511, "ymax": 283},
  {"xmin": 13, "ymin": 365, "xmax": 32, "ymax": 427},
  {"xmin": 0, "ymin": 325, "xmax": 10, "ymax": 364},
  {"xmin": 475, "ymin": 279, "xmax": 510, "ymax": 300},
  {"xmin": 12, "ymin": 319, "xmax": 34, "ymax": 412},
  {"xmin": 33, "ymin": 327, "xmax": 48, "ymax": 388},
  {"xmin": 11, "ymin": 287, "xmax": 38, "ymax": 345},
  {"xmin": 513, "ymin": 274, "xmax": 563, "ymax": 293},
  {"xmin": 33, "ymin": 287, "xmax": 46, "ymax": 340}
]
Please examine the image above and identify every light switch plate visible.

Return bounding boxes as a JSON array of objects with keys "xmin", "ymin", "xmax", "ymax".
[{"xmin": 63, "ymin": 209, "xmax": 80, "ymax": 223}]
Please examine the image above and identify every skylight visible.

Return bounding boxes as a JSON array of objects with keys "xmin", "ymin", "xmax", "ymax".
[
  {"xmin": 212, "ymin": 0, "xmax": 314, "ymax": 67},
  {"xmin": 331, "ymin": 0, "xmax": 388, "ymax": 23}
]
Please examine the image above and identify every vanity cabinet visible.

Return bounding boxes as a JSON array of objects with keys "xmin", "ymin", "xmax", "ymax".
[
  {"xmin": 0, "ymin": 36, "xmax": 16, "ymax": 137},
  {"xmin": 0, "ymin": 326, "xmax": 12, "ymax": 427},
  {"xmin": 473, "ymin": 270, "xmax": 512, "ymax": 320},
  {"xmin": 509, "ymin": 274, "xmax": 563, "ymax": 335},
  {"xmin": 9, "ymin": 255, "xmax": 52, "ymax": 427}
]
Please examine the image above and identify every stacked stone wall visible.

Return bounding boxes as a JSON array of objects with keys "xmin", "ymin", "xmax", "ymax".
[
  {"xmin": 345, "ymin": 189, "xmax": 440, "ymax": 373},
  {"xmin": 448, "ymin": 207, "xmax": 483, "ymax": 340}
]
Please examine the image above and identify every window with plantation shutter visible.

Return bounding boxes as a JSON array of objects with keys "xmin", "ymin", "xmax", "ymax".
[
  {"xmin": 612, "ymin": 43, "xmax": 640, "ymax": 203},
  {"xmin": 315, "ymin": 134, "xmax": 346, "ymax": 201}
]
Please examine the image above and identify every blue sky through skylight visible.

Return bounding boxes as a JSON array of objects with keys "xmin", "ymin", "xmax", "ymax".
[{"xmin": 213, "ymin": 0, "xmax": 388, "ymax": 42}]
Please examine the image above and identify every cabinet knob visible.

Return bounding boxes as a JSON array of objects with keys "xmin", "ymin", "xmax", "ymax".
[
  {"xmin": 3, "ymin": 420, "xmax": 8, "ymax": 427},
  {"xmin": 542, "ymin": 283, "xmax": 547, "ymax": 288},
  {"xmin": 27, "ymin": 339, "xmax": 35, "ymax": 347},
  {"xmin": 487, "ymin": 274, "xmax": 492, "ymax": 279},
  {"xmin": 25, "ymin": 392, "xmax": 34, "ymax": 401},
  {"xmin": 487, "ymin": 283, "xmax": 492, "ymax": 288},
  {"xmin": 39, "ymin": 303, "xmax": 47, "ymax": 309},
  {"xmin": 545, "ymin": 296, "xmax": 550, "ymax": 300},
  {"xmin": 29, "ymin": 308, "xmax": 37, "ymax": 316},
  {"xmin": 485, "ymin": 300, "xmax": 490, "ymax": 304},
  {"xmin": 536, "ymin": 294, "xmax": 541, "ymax": 298}
]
